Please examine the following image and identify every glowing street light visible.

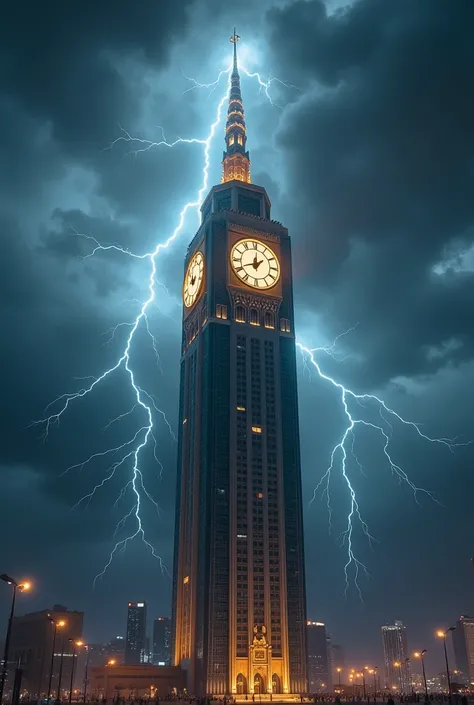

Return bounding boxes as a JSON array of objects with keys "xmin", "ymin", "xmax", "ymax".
[
  {"xmin": 360, "ymin": 670, "xmax": 367, "ymax": 698},
  {"xmin": 393, "ymin": 661, "xmax": 403, "ymax": 693},
  {"xmin": 69, "ymin": 640, "xmax": 85, "ymax": 704},
  {"xmin": 367, "ymin": 667, "xmax": 378, "ymax": 695},
  {"xmin": 0, "ymin": 575, "xmax": 32, "ymax": 703},
  {"xmin": 436, "ymin": 628, "xmax": 456, "ymax": 703},
  {"xmin": 336, "ymin": 667, "xmax": 342, "ymax": 688},
  {"xmin": 107, "ymin": 659, "xmax": 116, "ymax": 666},
  {"xmin": 83, "ymin": 645, "xmax": 91, "ymax": 705},
  {"xmin": 413, "ymin": 650, "xmax": 428, "ymax": 701},
  {"xmin": 54, "ymin": 619, "xmax": 68, "ymax": 705}
]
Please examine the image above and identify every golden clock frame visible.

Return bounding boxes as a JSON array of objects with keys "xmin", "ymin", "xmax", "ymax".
[
  {"xmin": 227, "ymin": 228, "xmax": 283, "ymax": 299},
  {"xmin": 182, "ymin": 249, "xmax": 205, "ymax": 310}
]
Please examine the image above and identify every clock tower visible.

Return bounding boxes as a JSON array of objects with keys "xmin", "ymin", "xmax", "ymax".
[{"xmin": 172, "ymin": 31, "xmax": 308, "ymax": 697}]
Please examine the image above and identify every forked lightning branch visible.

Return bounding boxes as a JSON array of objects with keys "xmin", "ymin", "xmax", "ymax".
[{"xmin": 35, "ymin": 33, "xmax": 467, "ymax": 598}]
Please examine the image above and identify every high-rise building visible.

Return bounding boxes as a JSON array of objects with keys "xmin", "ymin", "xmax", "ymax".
[
  {"xmin": 153, "ymin": 618, "xmax": 171, "ymax": 665},
  {"xmin": 381, "ymin": 621, "xmax": 411, "ymax": 692},
  {"xmin": 453, "ymin": 615, "xmax": 474, "ymax": 684},
  {"xmin": 8, "ymin": 605, "xmax": 83, "ymax": 697},
  {"xmin": 306, "ymin": 622, "xmax": 332, "ymax": 692},
  {"xmin": 171, "ymin": 31, "xmax": 307, "ymax": 696},
  {"xmin": 125, "ymin": 602, "xmax": 147, "ymax": 665}
]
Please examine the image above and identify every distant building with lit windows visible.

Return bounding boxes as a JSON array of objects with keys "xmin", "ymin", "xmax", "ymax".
[
  {"xmin": 453, "ymin": 615, "xmax": 474, "ymax": 684},
  {"xmin": 8, "ymin": 605, "xmax": 83, "ymax": 697},
  {"xmin": 125, "ymin": 602, "xmax": 147, "ymax": 665},
  {"xmin": 381, "ymin": 621, "xmax": 410, "ymax": 692},
  {"xmin": 306, "ymin": 622, "xmax": 332, "ymax": 692},
  {"xmin": 153, "ymin": 618, "xmax": 171, "ymax": 665}
]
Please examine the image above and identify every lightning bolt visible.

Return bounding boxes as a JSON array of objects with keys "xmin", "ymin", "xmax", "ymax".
[{"xmin": 297, "ymin": 338, "xmax": 469, "ymax": 598}]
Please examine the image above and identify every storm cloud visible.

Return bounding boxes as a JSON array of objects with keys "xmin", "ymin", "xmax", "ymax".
[{"xmin": 0, "ymin": 0, "xmax": 473, "ymax": 670}]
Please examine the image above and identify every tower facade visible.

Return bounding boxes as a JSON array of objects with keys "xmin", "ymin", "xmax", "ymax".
[{"xmin": 172, "ymin": 32, "xmax": 307, "ymax": 696}]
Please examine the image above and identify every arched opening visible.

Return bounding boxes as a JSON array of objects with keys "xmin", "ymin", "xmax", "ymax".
[
  {"xmin": 235, "ymin": 304, "xmax": 246, "ymax": 323},
  {"xmin": 264, "ymin": 311, "xmax": 275, "ymax": 329},
  {"xmin": 236, "ymin": 674, "xmax": 247, "ymax": 695},
  {"xmin": 272, "ymin": 674, "xmax": 281, "ymax": 694},
  {"xmin": 254, "ymin": 673, "xmax": 265, "ymax": 695},
  {"xmin": 250, "ymin": 308, "xmax": 259, "ymax": 326}
]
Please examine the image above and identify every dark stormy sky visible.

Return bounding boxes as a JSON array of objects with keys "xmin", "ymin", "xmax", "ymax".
[{"xmin": 1, "ymin": 0, "xmax": 473, "ymax": 676}]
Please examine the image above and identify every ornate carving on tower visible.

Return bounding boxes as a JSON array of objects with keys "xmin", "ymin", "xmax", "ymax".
[
  {"xmin": 222, "ymin": 30, "xmax": 251, "ymax": 184},
  {"xmin": 250, "ymin": 625, "xmax": 272, "ymax": 694},
  {"xmin": 231, "ymin": 291, "xmax": 280, "ymax": 312}
]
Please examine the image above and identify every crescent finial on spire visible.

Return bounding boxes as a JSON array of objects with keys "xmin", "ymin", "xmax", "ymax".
[{"xmin": 230, "ymin": 28, "xmax": 240, "ymax": 70}]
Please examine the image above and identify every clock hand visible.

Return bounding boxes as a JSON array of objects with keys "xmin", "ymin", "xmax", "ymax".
[
  {"xmin": 190, "ymin": 274, "xmax": 196, "ymax": 285},
  {"xmin": 252, "ymin": 255, "xmax": 264, "ymax": 270}
]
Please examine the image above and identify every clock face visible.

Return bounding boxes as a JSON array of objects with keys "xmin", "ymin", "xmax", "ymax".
[
  {"xmin": 230, "ymin": 239, "xmax": 280, "ymax": 290},
  {"xmin": 183, "ymin": 251, "xmax": 204, "ymax": 308}
]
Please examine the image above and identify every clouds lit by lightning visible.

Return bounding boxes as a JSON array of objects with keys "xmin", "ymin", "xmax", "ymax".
[
  {"xmin": 35, "ymin": 68, "xmax": 232, "ymax": 584},
  {"xmin": 297, "ymin": 338, "xmax": 468, "ymax": 598},
  {"xmin": 34, "ymin": 49, "xmax": 463, "ymax": 596}
]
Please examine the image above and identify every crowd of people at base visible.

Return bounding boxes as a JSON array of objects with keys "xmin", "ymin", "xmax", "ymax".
[
  {"xmin": 7, "ymin": 696, "xmax": 473, "ymax": 705},
  {"xmin": 313, "ymin": 695, "xmax": 471, "ymax": 705}
]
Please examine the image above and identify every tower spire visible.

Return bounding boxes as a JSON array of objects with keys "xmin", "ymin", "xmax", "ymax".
[
  {"xmin": 231, "ymin": 27, "xmax": 239, "ymax": 70},
  {"xmin": 222, "ymin": 30, "xmax": 251, "ymax": 184}
]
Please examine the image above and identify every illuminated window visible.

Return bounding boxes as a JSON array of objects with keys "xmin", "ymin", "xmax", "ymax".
[
  {"xmin": 264, "ymin": 312, "xmax": 275, "ymax": 329},
  {"xmin": 256, "ymin": 492, "xmax": 263, "ymax": 499},
  {"xmin": 280, "ymin": 318, "xmax": 291, "ymax": 333},
  {"xmin": 183, "ymin": 576, "xmax": 189, "ymax": 584},
  {"xmin": 216, "ymin": 304, "xmax": 227, "ymax": 319},
  {"xmin": 250, "ymin": 308, "xmax": 259, "ymax": 326},
  {"xmin": 236, "ymin": 406, "xmax": 246, "ymax": 412},
  {"xmin": 252, "ymin": 426, "xmax": 262, "ymax": 434},
  {"xmin": 229, "ymin": 134, "xmax": 235, "ymax": 145},
  {"xmin": 237, "ymin": 134, "xmax": 243, "ymax": 145},
  {"xmin": 183, "ymin": 418, "xmax": 187, "ymax": 424},
  {"xmin": 235, "ymin": 305, "xmax": 246, "ymax": 323}
]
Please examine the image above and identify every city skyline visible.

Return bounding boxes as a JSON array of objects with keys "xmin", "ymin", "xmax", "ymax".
[
  {"xmin": 2, "ymin": 599, "xmax": 466, "ymax": 686},
  {"xmin": 1, "ymin": 0, "xmax": 473, "ymax": 685}
]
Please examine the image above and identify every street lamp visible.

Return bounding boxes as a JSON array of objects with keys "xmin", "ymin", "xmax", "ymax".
[
  {"xmin": 83, "ymin": 646, "xmax": 91, "ymax": 705},
  {"xmin": 403, "ymin": 658, "xmax": 411, "ymax": 695},
  {"xmin": 367, "ymin": 668, "xmax": 377, "ymax": 696},
  {"xmin": 0, "ymin": 575, "xmax": 32, "ymax": 703},
  {"xmin": 68, "ymin": 640, "xmax": 84, "ymax": 704},
  {"xmin": 54, "ymin": 620, "xmax": 68, "ymax": 704},
  {"xmin": 436, "ymin": 628, "xmax": 456, "ymax": 703},
  {"xmin": 336, "ymin": 668, "xmax": 342, "ymax": 688},
  {"xmin": 414, "ymin": 650, "xmax": 428, "ymax": 701},
  {"xmin": 361, "ymin": 669, "xmax": 367, "ymax": 698}
]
